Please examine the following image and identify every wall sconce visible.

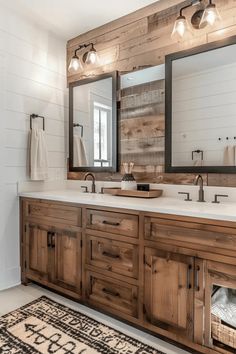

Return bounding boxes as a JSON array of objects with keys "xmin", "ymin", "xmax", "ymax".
[
  {"xmin": 172, "ymin": 0, "xmax": 221, "ymax": 40},
  {"xmin": 68, "ymin": 43, "xmax": 99, "ymax": 73},
  {"xmin": 200, "ymin": 0, "xmax": 221, "ymax": 26}
]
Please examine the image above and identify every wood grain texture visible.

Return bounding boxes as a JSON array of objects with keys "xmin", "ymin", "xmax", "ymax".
[
  {"xmin": 21, "ymin": 197, "xmax": 236, "ymax": 354},
  {"xmin": 85, "ymin": 234, "xmax": 139, "ymax": 278},
  {"xmin": 67, "ymin": 0, "xmax": 236, "ymax": 186},
  {"xmin": 144, "ymin": 247, "xmax": 194, "ymax": 339}
]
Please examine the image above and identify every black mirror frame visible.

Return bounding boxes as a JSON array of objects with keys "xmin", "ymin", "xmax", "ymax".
[
  {"xmin": 165, "ymin": 35, "xmax": 236, "ymax": 174},
  {"xmin": 69, "ymin": 71, "xmax": 118, "ymax": 173}
]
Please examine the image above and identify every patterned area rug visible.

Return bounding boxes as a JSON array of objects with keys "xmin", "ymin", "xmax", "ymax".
[{"xmin": 0, "ymin": 296, "xmax": 163, "ymax": 353}]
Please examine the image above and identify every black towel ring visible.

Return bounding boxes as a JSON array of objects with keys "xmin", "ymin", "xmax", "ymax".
[
  {"xmin": 30, "ymin": 114, "xmax": 45, "ymax": 131},
  {"xmin": 73, "ymin": 123, "xmax": 84, "ymax": 138}
]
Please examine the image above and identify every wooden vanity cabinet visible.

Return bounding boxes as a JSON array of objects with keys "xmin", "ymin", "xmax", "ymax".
[{"xmin": 20, "ymin": 197, "xmax": 236, "ymax": 354}]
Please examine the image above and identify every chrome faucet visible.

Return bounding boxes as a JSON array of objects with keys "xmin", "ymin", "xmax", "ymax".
[
  {"xmin": 84, "ymin": 173, "xmax": 96, "ymax": 193},
  {"xmin": 194, "ymin": 174, "xmax": 205, "ymax": 202}
]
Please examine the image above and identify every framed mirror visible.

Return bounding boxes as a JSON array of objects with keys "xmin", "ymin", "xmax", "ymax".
[
  {"xmin": 165, "ymin": 36, "xmax": 236, "ymax": 173},
  {"xmin": 69, "ymin": 72, "xmax": 118, "ymax": 172}
]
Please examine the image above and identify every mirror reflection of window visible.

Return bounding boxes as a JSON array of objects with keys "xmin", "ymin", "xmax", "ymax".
[
  {"xmin": 72, "ymin": 76, "xmax": 114, "ymax": 169},
  {"xmin": 93, "ymin": 102, "xmax": 111, "ymax": 167}
]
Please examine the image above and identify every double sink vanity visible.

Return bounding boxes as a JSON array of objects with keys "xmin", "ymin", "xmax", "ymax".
[{"xmin": 19, "ymin": 181, "xmax": 236, "ymax": 354}]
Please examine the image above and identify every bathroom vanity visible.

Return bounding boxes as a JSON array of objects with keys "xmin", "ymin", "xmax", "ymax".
[{"xmin": 20, "ymin": 191, "xmax": 236, "ymax": 354}]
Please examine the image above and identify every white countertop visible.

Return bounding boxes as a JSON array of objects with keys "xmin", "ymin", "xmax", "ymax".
[{"xmin": 19, "ymin": 189, "xmax": 236, "ymax": 223}]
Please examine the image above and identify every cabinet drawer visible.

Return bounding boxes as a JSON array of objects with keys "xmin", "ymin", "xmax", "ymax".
[
  {"xmin": 86, "ymin": 209, "xmax": 138, "ymax": 238},
  {"xmin": 25, "ymin": 200, "xmax": 82, "ymax": 227},
  {"xmin": 85, "ymin": 271, "xmax": 138, "ymax": 318},
  {"xmin": 145, "ymin": 217, "xmax": 236, "ymax": 254},
  {"xmin": 85, "ymin": 235, "xmax": 138, "ymax": 278}
]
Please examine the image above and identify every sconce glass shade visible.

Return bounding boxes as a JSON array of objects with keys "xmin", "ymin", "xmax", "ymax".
[
  {"xmin": 84, "ymin": 46, "xmax": 99, "ymax": 65},
  {"xmin": 200, "ymin": 3, "xmax": 221, "ymax": 26},
  {"xmin": 171, "ymin": 15, "xmax": 192, "ymax": 41},
  {"xmin": 68, "ymin": 55, "xmax": 83, "ymax": 73}
]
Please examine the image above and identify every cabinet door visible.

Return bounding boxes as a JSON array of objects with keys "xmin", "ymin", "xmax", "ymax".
[
  {"xmin": 51, "ymin": 230, "xmax": 81, "ymax": 295},
  {"xmin": 25, "ymin": 224, "xmax": 50, "ymax": 281},
  {"xmin": 144, "ymin": 247, "xmax": 194, "ymax": 340}
]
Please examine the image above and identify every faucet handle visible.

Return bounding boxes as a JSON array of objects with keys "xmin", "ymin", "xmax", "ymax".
[
  {"xmin": 178, "ymin": 192, "xmax": 192, "ymax": 201},
  {"xmin": 100, "ymin": 187, "xmax": 105, "ymax": 194},
  {"xmin": 212, "ymin": 194, "xmax": 228, "ymax": 204},
  {"xmin": 81, "ymin": 186, "xmax": 88, "ymax": 193}
]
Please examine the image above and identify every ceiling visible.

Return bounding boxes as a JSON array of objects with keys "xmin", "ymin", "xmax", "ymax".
[{"xmin": 1, "ymin": 0, "xmax": 159, "ymax": 40}]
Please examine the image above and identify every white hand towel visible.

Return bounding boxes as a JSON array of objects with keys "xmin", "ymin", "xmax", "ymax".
[
  {"xmin": 73, "ymin": 135, "xmax": 88, "ymax": 166},
  {"xmin": 29, "ymin": 128, "xmax": 48, "ymax": 180},
  {"xmin": 193, "ymin": 158, "xmax": 202, "ymax": 166},
  {"xmin": 223, "ymin": 145, "xmax": 235, "ymax": 166}
]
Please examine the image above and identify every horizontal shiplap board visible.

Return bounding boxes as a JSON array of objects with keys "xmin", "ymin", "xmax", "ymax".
[
  {"xmin": 5, "ymin": 111, "xmax": 65, "ymax": 137},
  {"xmin": 6, "ymin": 73, "xmax": 68, "ymax": 107},
  {"xmin": 172, "ymin": 117, "xmax": 236, "ymax": 134},
  {"xmin": 6, "ymin": 92, "xmax": 68, "ymax": 121},
  {"xmin": 173, "ymin": 78, "xmax": 236, "ymax": 103},
  {"xmin": 4, "ymin": 148, "xmax": 66, "ymax": 169},
  {"xmin": 6, "ymin": 53, "xmax": 66, "ymax": 90},
  {"xmin": 173, "ymin": 91, "xmax": 236, "ymax": 112},
  {"xmin": 173, "ymin": 103, "xmax": 236, "ymax": 122},
  {"xmin": 0, "ymin": 11, "xmax": 66, "ymax": 72}
]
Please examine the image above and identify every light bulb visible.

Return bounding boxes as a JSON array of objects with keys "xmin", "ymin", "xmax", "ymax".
[
  {"xmin": 86, "ymin": 51, "xmax": 97, "ymax": 64},
  {"xmin": 68, "ymin": 55, "xmax": 83, "ymax": 73},
  {"xmin": 171, "ymin": 15, "xmax": 192, "ymax": 41},
  {"xmin": 85, "ymin": 48, "xmax": 99, "ymax": 65},
  {"xmin": 200, "ymin": 3, "xmax": 221, "ymax": 26}
]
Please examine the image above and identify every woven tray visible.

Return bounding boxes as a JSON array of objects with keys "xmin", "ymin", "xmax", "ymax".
[{"xmin": 103, "ymin": 188, "xmax": 163, "ymax": 199}]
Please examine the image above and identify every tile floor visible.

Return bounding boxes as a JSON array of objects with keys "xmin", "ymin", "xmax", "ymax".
[{"xmin": 0, "ymin": 284, "xmax": 189, "ymax": 354}]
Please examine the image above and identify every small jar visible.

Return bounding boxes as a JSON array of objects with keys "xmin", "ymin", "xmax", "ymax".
[{"xmin": 121, "ymin": 173, "xmax": 137, "ymax": 190}]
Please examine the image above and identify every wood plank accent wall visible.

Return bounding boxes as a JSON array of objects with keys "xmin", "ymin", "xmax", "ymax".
[{"xmin": 67, "ymin": 0, "xmax": 236, "ymax": 186}]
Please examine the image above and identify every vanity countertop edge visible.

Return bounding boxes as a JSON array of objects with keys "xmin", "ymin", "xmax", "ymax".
[{"xmin": 19, "ymin": 189, "xmax": 236, "ymax": 223}]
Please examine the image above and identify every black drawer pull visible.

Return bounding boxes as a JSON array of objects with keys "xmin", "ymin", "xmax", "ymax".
[
  {"xmin": 187, "ymin": 264, "xmax": 192, "ymax": 289},
  {"xmin": 47, "ymin": 232, "xmax": 52, "ymax": 247},
  {"xmin": 102, "ymin": 251, "xmax": 120, "ymax": 259},
  {"xmin": 102, "ymin": 288, "xmax": 120, "ymax": 297},
  {"xmin": 102, "ymin": 220, "xmax": 120, "ymax": 226},
  {"xmin": 51, "ymin": 233, "xmax": 56, "ymax": 248},
  {"xmin": 195, "ymin": 265, "xmax": 200, "ymax": 291}
]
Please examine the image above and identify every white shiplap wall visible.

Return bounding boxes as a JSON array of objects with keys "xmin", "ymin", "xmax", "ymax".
[
  {"xmin": 0, "ymin": 6, "xmax": 68, "ymax": 290},
  {"xmin": 172, "ymin": 62, "xmax": 236, "ymax": 167}
]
